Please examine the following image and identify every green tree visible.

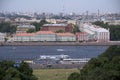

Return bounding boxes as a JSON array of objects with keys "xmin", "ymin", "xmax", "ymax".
[
  {"xmin": 73, "ymin": 25, "xmax": 80, "ymax": 34},
  {"xmin": 3, "ymin": 67, "xmax": 21, "ymax": 80},
  {"xmin": 68, "ymin": 72, "xmax": 80, "ymax": 80},
  {"xmin": 0, "ymin": 22, "xmax": 17, "ymax": 33},
  {"xmin": 99, "ymin": 45, "xmax": 120, "ymax": 60},
  {"xmin": 27, "ymin": 28, "xmax": 35, "ymax": 33},
  {"xmin": 55, "ymin": 30, "xmax": 65, "ymax": 33},
  {"xmin": 18, "ymin": 61, "xmax": 33, "ymax": 76},
  {"xmin": 31, "ymin": 20, "xmax": 48, "ymax": 31},
  {"xmin": 0, "ymin": 61, "xmax": 38, "ymax": 80},
  {"xmin": 68, "ymin": 45, "xmax": 120, "ymax": 80}
]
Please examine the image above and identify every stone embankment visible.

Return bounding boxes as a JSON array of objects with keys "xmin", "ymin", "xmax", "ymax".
[{"xmin": 1, "ymin": 41, "xmax": 120, "ymax": 46}]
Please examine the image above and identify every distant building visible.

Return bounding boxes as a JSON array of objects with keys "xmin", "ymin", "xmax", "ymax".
[
  {"xmin": 65, "ymin": 24, "xmax": 74, "ymax": 32},
  {"xmin": 13, "ymin": 31, "xmax": 76, "ymax": 42},
  {"xmin": 16, "ymin": 24, "xmax": 35, "ymax": 33},
  {"xmin": 41, "ymin": 23, "xmax": 73, "ymax": 32},
  {"xmin": 67, "ymin": 20, "xmax": 76, "ymax": 25},
  {"xmin": 104, "ymin": 20, "xmax": 120, "ymax": 25},
  {"xmin": 78, "ymin": 23, "xmax": 110, "ymax": 42},
  {"xmin": 0, "ymin": 33, "xmax": 6, "ymax": 42},
  {"xmin": 56, "ymin": 33, "xmax": 76, "ymax": 41},
  {"xmin": 41, "ymin": 24, "xmax": 66, "ymax": 32},
  {"xmin": 35, "ymin": 31, "xmax": 56, "ymax": 41},
  {"xmin": 76, "ymin": 32, "xmax": 89, "ymax": 42},
  {"xmin": 46, "ymin": 19, "xmax": 57, "ymax": 24},
  {"xmin": 14, "ymin": 33, "xmax": 35, "ymax": 42},
  {"xmin": 14, "ymin": 31, "xmax": 56, "ymax": 42},
  {"xmin": 0, "ymin": 17, "xmax": 5, "ymax": 22}
]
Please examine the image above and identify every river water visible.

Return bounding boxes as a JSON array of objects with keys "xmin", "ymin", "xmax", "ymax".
[{"xmin": 0, "ymin": 46, "xmax": 108, "ymax": 61}]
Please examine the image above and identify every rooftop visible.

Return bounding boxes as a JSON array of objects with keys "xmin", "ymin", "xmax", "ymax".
[
  {"xmin": 83, "ymin": 24, "xmax": 109, "ymax": 33},
  {"xmin": 43, "ymin": 24, "xmax": 67, "ymax": 27},
  {"xmin": 0, "ymin": 33, "xmax": 6, "ymax": 35},
  {"xmin": 16, "ymin": 33, "xmax": 35, "ymax": 36},
  {"xmin": 56, "ymin": 33, "xmax": 75, "ymax": 36},
  {"xmin": 76, "ymin": 32, "xmax": 87, "ymax": 35},
  {"xmin": 36, "ymin": 31, "xmax": 55, "ymax": 35},
  {"xmin": 17, "ymin": 25, "xmax": 35, "ymax": 28}
]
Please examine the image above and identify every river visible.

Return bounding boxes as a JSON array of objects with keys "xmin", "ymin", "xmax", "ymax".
[{"xmin": 0, "ymin": 46, "xmax": 108, "ymax": 61}]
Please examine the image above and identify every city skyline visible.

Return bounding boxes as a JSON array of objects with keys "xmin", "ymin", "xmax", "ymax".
[{"xmin": 0, "ymin": 0, "xmax": 120, "ymax": 14}]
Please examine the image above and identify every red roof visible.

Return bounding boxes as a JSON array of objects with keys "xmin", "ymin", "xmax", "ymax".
[
  {"xmin": 56, "ymin": 33, "xmax": 75, "ymax": 36},
  {"xmin": 76, "ymin": 32, "xmax": 86, "ymax": 35},
  {"xmin": 36, "ymin": 31, "xmax": 55, "ymax": 35},
  {"xmin": 16, "ymin": 33, "xmax": 35, "ymax": 36}
]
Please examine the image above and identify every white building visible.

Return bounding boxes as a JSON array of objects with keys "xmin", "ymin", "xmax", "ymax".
[
  {"xmin": 56, "ymin": 33, "xmax": 76, "ymax": 41},
  {"xmin": 14, "ymin": 33, "xmax": 35, "ymax": 42},
  {"xmin": 76, "ymin": 32, "xmax": 89, "ymax": 42},
  {"xmin": 13, "ymin": 31, "xmax": 76, "ymax": 42},
  {"xmin": 35, "ymin": 31, "xmax": 56, "ymax": 41},
  {"xmin": 0, "ymin": 33, "xmax": 6, "ymax": 42},
  {"xmin": 79, "ymin": 23, "xmax": 110, "ymax": 42},
  {"xmin": 16, "ymin": 24, "xmax": 35, "ymax": 33},
  {"xmin": 14, "ymin": 31, "xmax": 56, "ymax": 42},
  {"xmin": 67, "ymin": 20, "xmax": 76, "ymax": 25},
  {"xmin": 46, "ymin": 19, "xmax": 57, "ymax": 24},
  {"xmin": 97, "ymin": 29, "xmax": 110, "ymax": 42}
]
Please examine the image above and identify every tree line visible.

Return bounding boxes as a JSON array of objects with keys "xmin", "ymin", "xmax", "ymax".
[
  {"xmin": 0, "ymin": 20, "xmax": 48, "ymax": 34},
  {"xmin": 68, "ymin": 45, "xmax": 120, "ymax": 80},
  {"xmin": 0, "ymin": 22, "xmax": 16, "ymax": 33}
]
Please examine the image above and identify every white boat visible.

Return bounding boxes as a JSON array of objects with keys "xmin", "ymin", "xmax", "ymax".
[
  {"xmin": 57, "ymin": 49, "xmax": 64, "ymax": 51},
  {"xmin": 60, "ymin": 58, "xmax": 91, "ymax": 64},
  {"xmin": 38, "ymin": 54, "xmax": 69, "ymax": 60}
]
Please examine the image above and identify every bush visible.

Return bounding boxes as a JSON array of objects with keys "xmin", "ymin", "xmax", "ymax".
[{"xmin": 0, "ymin": 61, "xmax": 38, "ymax": 80}]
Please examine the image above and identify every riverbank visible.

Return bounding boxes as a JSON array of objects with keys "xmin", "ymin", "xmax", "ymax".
[{"xmin": 1, "ymin": 41, "xmax": 120, "ymax": 46}]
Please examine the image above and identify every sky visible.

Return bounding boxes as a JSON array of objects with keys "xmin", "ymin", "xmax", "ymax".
[{"xmin": 0, "ymin": 0, "xmax": 120, "ymax": 14}]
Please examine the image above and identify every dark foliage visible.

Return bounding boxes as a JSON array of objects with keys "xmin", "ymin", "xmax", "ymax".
[
  {"xmin": 0, "ymin": 61, "xmax": 38, "ymax": 80},
  {"xmin": 73, "ymin": 25, "xmax": 80, "ymax": 34},
  {"xmin": 68, "ymin": 72, "xmax": 80, "ymax": 80},
  {"xmin": 68, "ymin": 45, "xmax": 120, "ymax": 80},
  {"xmin": 31, "ymin": 20, "xmax": 48, "ymax": 31},
  {"xmin": 0, "ymin": 22, "xmax": 17, "ymax": 33},
  {"xmin": 27, "ymin": 28, "xmax": 35, "ymax": 33}
]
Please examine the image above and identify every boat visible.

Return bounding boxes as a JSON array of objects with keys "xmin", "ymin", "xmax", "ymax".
[
  {"xmin": 57, "ymin": 49, "xmax": 64, "ymax": 51},
  {"xmin": 38, "ymin": 54, "xmax": 69, "ymax": 60}
]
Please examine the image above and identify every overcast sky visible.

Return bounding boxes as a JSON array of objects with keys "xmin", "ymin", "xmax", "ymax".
[{"xmin": 0, "ymin": 0, "xmax": 120, "ymax": 14}]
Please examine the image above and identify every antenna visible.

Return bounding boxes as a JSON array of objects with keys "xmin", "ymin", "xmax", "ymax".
[
  {"xmin": 63, "ymin": 4, "xmax": 65, "ymax": 14},
  {"xmin": 98, "ymin": 9, "xmax": 100, "ymax": 21},
  {"xmin": 86, "ymin": 11, "xmax": 88, "ymax": 19},
  {"xmin": 61, "ymin": 0, "xmax": 65, "ymax": 15},
  {"xmin": 98, "ymin": 9, "xmax": 100, "ymax": 16}
]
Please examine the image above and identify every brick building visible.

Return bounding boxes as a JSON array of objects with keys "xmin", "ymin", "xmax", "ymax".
[{"xmin": 41, "ymin": 24, "xmax": 73, "ymax": 32}]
